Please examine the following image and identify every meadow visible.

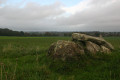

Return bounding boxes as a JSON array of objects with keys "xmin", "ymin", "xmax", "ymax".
[{"xmin": 0, "ymin": 36, "xmax": 120, "ymax": 80}]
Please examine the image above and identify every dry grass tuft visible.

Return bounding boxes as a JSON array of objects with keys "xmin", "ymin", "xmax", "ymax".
[{"xmin": 2, "ymin": 43, "xmax": 13, "ymax": 53}]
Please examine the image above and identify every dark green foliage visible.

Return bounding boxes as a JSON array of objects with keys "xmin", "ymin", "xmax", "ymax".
[
  {"xmin": 0, "ymin": 28, "xmax": 120, "ymax": 37},
  {"xmin": 0, "ymin": 28, "xmax": 25, "ymax": 36},
  {"xmin": 0, "ymin": 36, "xmax": 120, "ymax": 80}
]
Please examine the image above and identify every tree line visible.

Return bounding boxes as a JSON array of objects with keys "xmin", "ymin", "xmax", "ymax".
[{"xmin": 0, "ymin": 28, "xmax": 120, "ymax": 37}]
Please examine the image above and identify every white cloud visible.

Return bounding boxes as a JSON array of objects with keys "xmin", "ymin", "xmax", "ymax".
[
  {"xmin": 0, "ymin": 2, "xmax": 64, "ymax": 31},
  {"xmin": 0, "ymin": 0, "xmax": 120, "ymax": 31},
  {"xmin": 61, "ymin": 0, "xmax": 91, "ymax": 15},
  {"xmin": 0, "ymin": 0, "xmax": 7, "ymax": 4},
  {"xmin": 57, "ymin": 0, "xmax": 120, "ymax": 31}
]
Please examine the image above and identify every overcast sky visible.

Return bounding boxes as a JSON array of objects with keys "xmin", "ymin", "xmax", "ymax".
[{"xmin": 0, "ymin": 0, "xmax": 120, "ymax": 32}]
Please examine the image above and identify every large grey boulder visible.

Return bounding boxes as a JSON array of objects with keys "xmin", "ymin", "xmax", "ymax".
[
  {"xmin": 48, "ymin": 40, "xmax": 84, "ymax": 61},
  {"xmin": 72, "ymin": 33, "xmax": 114, "ymax": 50}
]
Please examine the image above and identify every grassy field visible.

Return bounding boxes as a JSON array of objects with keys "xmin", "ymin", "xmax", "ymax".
[{"xmin": 0, "ymin": 36, "xmax": 120, "ymax": 80}]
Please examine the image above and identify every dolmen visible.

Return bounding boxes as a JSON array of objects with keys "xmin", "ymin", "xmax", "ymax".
[{"xmin": 48, "ymin": 33, "xmax": 114, "ymax": 61}]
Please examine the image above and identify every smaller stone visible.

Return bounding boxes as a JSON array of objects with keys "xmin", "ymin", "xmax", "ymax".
[
  {"xmin": 100, "ymin": 46, "xmax": 111, "ymax": 54},
  {"xmin": 86, "ymin": 41, "xmax": 100, "ymax": 54}
]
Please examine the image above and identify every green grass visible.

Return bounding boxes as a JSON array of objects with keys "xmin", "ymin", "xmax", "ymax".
[{"xmin": 0, "ymin": 36, "xmax": 120, "ymax": 80}]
